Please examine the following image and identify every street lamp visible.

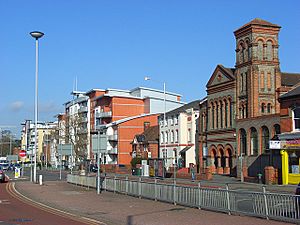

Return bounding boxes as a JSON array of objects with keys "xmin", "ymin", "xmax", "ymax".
[
  {"xmin": 144, "ymin": 76, "xmax": 167, "ymax": 172},
  {"xmin": 30, "ymin": 31, "xmax": 44, "ymax": 183}
]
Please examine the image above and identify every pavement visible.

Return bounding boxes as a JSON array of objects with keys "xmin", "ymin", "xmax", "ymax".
[{"xmin": 12, "ymin": 180, "xmax": 296, "ymax": 225}]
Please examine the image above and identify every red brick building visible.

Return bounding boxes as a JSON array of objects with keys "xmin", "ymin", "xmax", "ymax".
[{"xmin": 199, "ymin": 19, "xmax": 300, "ymax": 180}]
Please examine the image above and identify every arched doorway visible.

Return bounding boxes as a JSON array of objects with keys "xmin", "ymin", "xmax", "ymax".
[
  {"xmin": 224, "ymin": 145, "xmax": 233, "ymax": 175},
  {"xmin": 209, "ymin": 147, "xmax": 217, "ymax": 174},
  {"xmin": 217, "ymin": 146, "xmax": 225, "ymax": 174}
]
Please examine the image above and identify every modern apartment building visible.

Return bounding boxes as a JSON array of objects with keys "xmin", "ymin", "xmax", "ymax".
[
  {"xmin": 158, "ymin": 100, "xmax": 200, "ymax": 169},
  {"xmin": 93, "ymin": 87, "xmax": 184, "ymax": 165},
  {"xmin": 21, "ymin": 120, "xmax": 57, "ymax": 164}
]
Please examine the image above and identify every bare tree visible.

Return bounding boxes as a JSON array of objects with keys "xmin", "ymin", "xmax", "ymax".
[{"xmin": 66, "ymin": 113, "xmax": 89, "ymax": 162}]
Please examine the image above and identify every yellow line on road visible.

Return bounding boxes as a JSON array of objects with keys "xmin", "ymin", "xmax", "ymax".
[{"xmin": 6, "ymin": 182, "xmax": 106, "ymax": 225}]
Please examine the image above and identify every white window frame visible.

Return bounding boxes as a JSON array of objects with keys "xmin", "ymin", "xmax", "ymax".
[{"xmin": 293, "ymin": 107, "xmax": 300, "ymax": 131}]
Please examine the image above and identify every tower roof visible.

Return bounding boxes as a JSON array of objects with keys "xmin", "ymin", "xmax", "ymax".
[{"xmin": 234, "ymin": 18, "xmax": 281, "ymax": 35}]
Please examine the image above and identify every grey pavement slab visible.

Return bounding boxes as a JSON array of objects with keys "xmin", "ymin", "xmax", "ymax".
[{"xmin": 13, "ymin": 181, "xmax": 295, "ymax": 225}]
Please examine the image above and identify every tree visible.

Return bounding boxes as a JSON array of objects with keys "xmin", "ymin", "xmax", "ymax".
[{"xmin": 66, "ymin": 112, "xmax": 89, "ymax": 163}]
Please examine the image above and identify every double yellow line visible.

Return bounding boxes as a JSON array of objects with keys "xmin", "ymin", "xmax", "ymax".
[{"xmin": 6, "ymin": 182, "xmax": 105, "ymax": 225}]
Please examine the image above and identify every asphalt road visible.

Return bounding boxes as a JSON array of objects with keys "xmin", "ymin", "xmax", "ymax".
[{"xmin": 0, "ymin": 181, "xmax": 95, "ymax": 225}]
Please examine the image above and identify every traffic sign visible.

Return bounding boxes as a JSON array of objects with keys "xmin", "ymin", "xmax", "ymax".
[{"xmin": 19, "ymin": 150, "xmax": 26, "ymax": 158}]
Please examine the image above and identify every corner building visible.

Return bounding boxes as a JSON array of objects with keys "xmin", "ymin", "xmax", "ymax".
[{"xmin": 199, "ymin": 19, "xmax": 300, "ymax": 179}]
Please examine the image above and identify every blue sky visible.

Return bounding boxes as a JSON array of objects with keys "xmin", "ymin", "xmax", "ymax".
[{"xmin": 0, "ymin": 0, "xmax": 300, "ymax": 137}]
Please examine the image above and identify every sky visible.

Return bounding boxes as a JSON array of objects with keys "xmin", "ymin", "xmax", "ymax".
[{"xmin": 0, "ymin": 0, "xmax": 300, "ymax": 137}]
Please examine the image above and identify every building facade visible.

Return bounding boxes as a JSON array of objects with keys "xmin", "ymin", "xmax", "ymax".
[
  {"xmin": 278, "ymin": 86, "xmax": 300, "ymax": 184},
  {"xmin": 21, "ymin": 120, "xmax": 57, "ymax": 164},
  {"xmin": 199, "ymin": 19, "xmax": 300, "ymax": 179},
  {"xmin": 94, "ymin": 87, "xmax": 184, "ymax": 165},
  {"xmin": 159, "ymin": 100, "xmax": 200, "ymax": 169}
]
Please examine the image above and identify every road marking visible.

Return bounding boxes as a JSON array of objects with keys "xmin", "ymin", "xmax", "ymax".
[
  {"xmin": 0, "ymin": 199, "xmax": 10, "ymax": 204},
  {"xmin": 6, "ymin": 182, "xmax": 106, "ymax": 225}
]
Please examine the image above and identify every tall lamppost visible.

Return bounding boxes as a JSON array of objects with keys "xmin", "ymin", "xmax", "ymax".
[
  {"xmin": 144, "ymin": 77, "xmax": 167, "ymax": 172},
  {"xmin": 30, "ymin": 31, "xmax": 44, "ymax": 183}
]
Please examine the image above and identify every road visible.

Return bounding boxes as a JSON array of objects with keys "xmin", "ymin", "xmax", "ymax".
[{"xmin": 0, "ymin": 181, "xmax": 99, "ymax": 225}]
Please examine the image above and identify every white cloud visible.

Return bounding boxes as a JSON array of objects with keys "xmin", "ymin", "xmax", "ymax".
[{"xmin": 10, "ymin": 101, "xmax": 24, "ymax": 112}]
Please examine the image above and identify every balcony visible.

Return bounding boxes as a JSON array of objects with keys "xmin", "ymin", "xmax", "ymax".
[
  {"xmin": 107, "ymin": 134, "xmax": 118, "ymax": 141},
  {"xmin": 95, "ymin": 111, "xmax": 112, "ymax": 118},
  {"xmin": 78, "ymin": 106, "xmax": 88, "ymax": 113}
]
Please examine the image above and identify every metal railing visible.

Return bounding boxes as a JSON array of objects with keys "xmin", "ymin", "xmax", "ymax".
[{"xmin": 67, "ymin": 174, "xmax": 299, "ymax": 223}]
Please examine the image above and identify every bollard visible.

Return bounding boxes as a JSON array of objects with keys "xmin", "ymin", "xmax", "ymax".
[{"xmin": 39, "ymin": 174, "xmax": 43, "ymax": 185}]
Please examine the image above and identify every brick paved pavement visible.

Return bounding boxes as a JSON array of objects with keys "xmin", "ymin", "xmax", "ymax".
[{"xmin": 13, "ymin": 181, "xmax": 295, "ymax": 225}]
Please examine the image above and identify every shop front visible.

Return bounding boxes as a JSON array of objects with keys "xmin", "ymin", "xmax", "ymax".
[{"xmin": 279, "ymin": 133, "xmax": 300, "ymax": 185}]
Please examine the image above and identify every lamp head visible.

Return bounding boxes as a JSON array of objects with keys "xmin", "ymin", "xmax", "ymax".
[
  {"xmin": 30, "ymin": 31, "xmax": 44, "ymax": 40},
  {"xmin": 144, "ymin": 76, "xmax": 151, "ymax": 81}
]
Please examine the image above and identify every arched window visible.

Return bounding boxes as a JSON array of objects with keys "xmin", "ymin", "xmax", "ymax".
[
  {"xmin": 261, "ymin": 126, "xmax": 269, "ymax": 153},
  {"xmin": 250, "ymin": 127, "xmax": 258, "ymax": 155},
  {"xmin": 220, "ymin": 101, "xmax": 223, "ymax": 128},
  {"xmin": 240, "ymin": 129, "xmax": 247, "ymax": 156},
  {"xmin": 246, "ymin": 40, "xmax": 250, "ymax": 61},
  {"xmin": 211, "ymin": 103, "xmax": 215, "ymax": 129},
  {"xmin": 224, "ymin": 100, "xmax": 228, "ymax": 128},
  {"xmin": 257, "ymin": 40, "xmax": 264, "ymax": 60},
  {"xmin": 267, "ymin": 103, "xmax": 271, "ymax": 113},
  {"xmin": 216, "ymin": 102, "xmax": 219, "ymax": 128},
  {"xmin": 229, "ymin": 99, "xmax": 232, "ymax": 126},
  {"xmin": 266, "ymin": 41, "xmax": 273, "ymax": 61},
  {"xmin": 261, "ymin": 103, "xmax": 265, "ymax": 114},
  {"xmin": 260, "ymin": 71, "xmax": 265, "ymax": 90}
]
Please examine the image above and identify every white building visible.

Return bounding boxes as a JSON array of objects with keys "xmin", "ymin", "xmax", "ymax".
[
  {"xmin": 159, "ymin": 100, "xmax": 201, "ymax": 169},
  {"xmin": 21, "ymin": 120, "xmax": 57, "ymax": 165},
  {"xmin": 64, "ymin": 91, "xmax": 91, "ymax": 160}
]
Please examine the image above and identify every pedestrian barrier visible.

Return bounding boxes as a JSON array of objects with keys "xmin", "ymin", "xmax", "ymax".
[{"xmin": 67, "ymin": 174, "xmax": 299, "ymax": 223}]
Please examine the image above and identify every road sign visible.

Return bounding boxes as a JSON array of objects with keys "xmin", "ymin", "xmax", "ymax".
[
  {"xmin": 19, "ymin": 150, "xmax": 26, "ymax": 158},
  {"xmin": 59, "ymin": 144, "xmax": 72, "ymax": 156},
  {"xmin": 92, "ymin": 134, "xmax": 107, "ymax": 153},
  {"xmin": 269, "ymin": 140, "xmax": 281, "ymax": 149}
]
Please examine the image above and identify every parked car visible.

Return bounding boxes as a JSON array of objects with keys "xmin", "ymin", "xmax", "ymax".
[
  {"xmin": 89, "ymin": 164, "xmax": 98, "ymax": 173},
  {"xmin": 0, "ymin": 163, "xmax": 9, "ymax": 171},
  {"xmin": 0, "ymin": 169, "xmax": 6, "ymax": 183}
]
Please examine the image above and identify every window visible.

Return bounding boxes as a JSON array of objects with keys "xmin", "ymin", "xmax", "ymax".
[
  {"xmin": 266, "ymin": 41, "xmax": 273, "ymax": 61},
  {"xmin": 257, "ymin": 40, "xmax": 263, "ymax": 60},
  {"xmin": 171, "ymin": 130, "xmax": 174, "ymax": 143},
  {"xmin": 261, "ymin": 126, "xmax": 269, "ymax": 153},
  {"xmin": 225, "ymin": 101, "xmax": 228, "ymax": 127},
  {"xmin": 211, "ymin": 104, "xmax": 215, "ymax": 129},
  {"xmin": 175, "ymin": 130, "xmax": 179, "ymax": 143},
  {"xmin": 289, "ymin": 152, "xmax": 300, "ymax": 174},
  {"xmin": 171, "ymin": 116, "xmax": 174, "ymax": 125},
  {"xmin": 165, "ymin": 132, "xmax": 168, "ymax": 143},
  {"xmin": 240, "ymin": 129, "xmax": 247, "ymax": 156},
  {"xmin": 160, "ymin": 132, "xmax": 164, "ymax": 144},
  {"xmin": 216, "ymin": 104, "xmax": 219, "ymax": 128},
  {"xmin": 250, "ymin": 128, "xmax": 258, "ymax": 155},
  {"xmin": 261, "ymin": 103, "xmax": 265, "ymax": 114},
  {"xmin": 267, "ymin": 103, "xmax": 271, "ymax": 113},
  {"xmin": 293, "ymin": 107, "xmax": 300, "ymax": 131}
]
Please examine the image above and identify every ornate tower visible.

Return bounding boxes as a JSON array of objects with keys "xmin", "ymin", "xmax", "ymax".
[{"xmin": 234, "ymin": 18, "xmax": 281, "ymax": 119}]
